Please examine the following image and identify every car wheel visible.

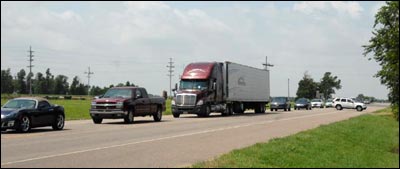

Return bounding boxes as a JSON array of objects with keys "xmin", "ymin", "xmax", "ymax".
[
  {"xmin": 173, "ymin": 112, "xmax": 180, "ymax": 118},
  {"xmin": 124, "ymin": 109, "xmax": 134, "ymax": 124},
  {"xmin": 52, "ymin": 114, "xmax": 65, "ymax": 130},
  {"xmin": 336, "ymin": 105, "xmax": 343, "ymax": 110},
  {"xmin": 153, "ymin": 107, "xmax": 162, "ymax": 122},
  {"xmin": 17, "ymin": 115, "xmax": 31, "ymax": 133},
  {"xmin": 356, "ymin": 106, "xmax": 363, "ymax": 112},
  {"xmin": 92, "ymin": 118, "xmax": 103, "ymax": 124}
]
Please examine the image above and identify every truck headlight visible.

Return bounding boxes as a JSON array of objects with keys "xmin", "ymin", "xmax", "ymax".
[
  {"xmin": 171, "ymin": 100, "xmax": 176, "ymax": 106},
  {"xmin": 91, "ymin": 102, "xmax": 96, "ymax": 106},
  {"xmin": 116, "ymin": 102, "xmax": 124, "ymax": 108},
  {"xmin": 197, "ymin": 100, "xmax": 204, "ymax": 106},
  {"xmin": 1, "ymin": 114, "xmax": 4, "ymax": 119}
]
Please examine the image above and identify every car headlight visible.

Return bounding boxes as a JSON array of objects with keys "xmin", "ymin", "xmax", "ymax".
[
  {"xmin": 171, "ymin": 100, "xmax": 176, "ymax": 105},
  {"xmin": 1, "ymin": 114, "xmax": 4, "ymax": 119},
  {"xmin": 196, "ymin": 100, "xmax": 204, "ymax": 106}
]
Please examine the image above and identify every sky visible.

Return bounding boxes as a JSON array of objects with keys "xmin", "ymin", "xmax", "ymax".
[{"xmin": 1, "ymin": 1, "xmax": 389, "ymax": 99}]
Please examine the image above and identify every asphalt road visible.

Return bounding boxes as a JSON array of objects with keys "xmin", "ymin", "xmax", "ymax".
[{"xmin": 1, "ymin": 104, "xmax": 388, "ymax": 168}]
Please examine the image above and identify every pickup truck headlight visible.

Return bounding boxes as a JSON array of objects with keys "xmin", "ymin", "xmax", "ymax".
[
  {"xmin": 116, "ymin": 102, "xmax": 124, "ymax": 108},
  {"xmin": 91, "ymin": 102, "xmax": 96, "ymax": 105},
  {"xmin": 196, "ymin": 100, "xmax": 204, "ymax": 106}
]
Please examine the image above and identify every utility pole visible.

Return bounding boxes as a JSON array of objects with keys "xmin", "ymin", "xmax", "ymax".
[
  {"xmin": 262, "ymin": 56, "xmax": 274, "ymax": 70},
  {"xmin": 27, "ymin": 46, "xmax": 34, "ymax": 95},
  {"xmin": 263, "ymin": 56, "xmax": 274, "ymax": 101},
  {"xmin": 167, "ymin": 58, "xmax": 174, "ymax": 97},
  {"xmin": 84, "ymin": 67, "xmax": 94, "ymax": 96}
]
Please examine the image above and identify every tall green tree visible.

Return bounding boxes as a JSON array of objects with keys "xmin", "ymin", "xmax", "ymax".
[
  {"xmin": 363, "ymin": 1, "xmax": 399, "ymax": 120},
  {"xmin": 44, "ymin": 68, "xmax": 55, "ymax": 94},
  {"xmin": 70, "ymin": 76, "xmax": 80, "ymax": 95},
  {"xmin": 1, "ymin": 69, "xmax": 14, "ymax": 94},
  {"xmin": 296, "ymin": 72, "xmax": 318, "ymax": 99},
  {"xmin": 319, "ymin": 72, "xmax": 342, "ymax": 101},
  {"xmin": 54, "ymin": 75, "xmax": 69, "ymax": 95},
  {"xmin": 26, "ymin": 72, "xmax": 34, "ymax": 95},
  {"xmin": 16, "ymin": 69, "xmax": 27, "ymax": 94},
  {"xmin": 33, "ymin": 72, "xmax": 46, "ymax": 94}
]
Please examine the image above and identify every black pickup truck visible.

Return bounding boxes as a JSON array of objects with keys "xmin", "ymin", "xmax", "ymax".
[{"xmin": 89, "ymin": 87, "xmax": 166, "ymax": 124}]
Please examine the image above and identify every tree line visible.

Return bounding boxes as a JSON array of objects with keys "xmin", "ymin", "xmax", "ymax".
[
  {"xmin": 1, "ymin": 68, "xmax": 136, "ymax": 96},
  {"xmin": 296, "ymin": 71, "xmax": 342, "ymax": 101}
]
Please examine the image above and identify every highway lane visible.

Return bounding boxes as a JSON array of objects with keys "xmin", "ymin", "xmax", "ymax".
[{"xmin": 1, "ymin": 104, "xmax": 387, "ymax": 168}]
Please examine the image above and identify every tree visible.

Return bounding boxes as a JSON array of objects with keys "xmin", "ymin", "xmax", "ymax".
[
  {"xmin": 54, "ymin": 75, "xmax": 69, "ymax": 95},
  {"xmin": 70, "ymin": 76, "xmax": 80, "ymax": 95},
  {"xmin": 43, "ymin": 68, "xmax": 55, "ymax": 94},
  {"xmin": 1, "ymin": 69, "xmax": 14, "ymax": 94},
  {"xmin": 363, "ymin": 1, "xmax": 399, "ymax": 120},
  {"xmin": 16, "ymin": 69, "xmax": 27, "ymax": 94},
  {"xmin": 26, "ymin": 72, "xmax": 34, "ymax": 94},
  {"xmin": 296, "ymin": 72, "xmax": 318, "ymax": 99},
  {"xmin": 319, "ymin": 72, "xmax": 342, "ymax": 101},
  {"xmin": 33, "ymin": 72, "xmax": 46, "ymax": 94}
]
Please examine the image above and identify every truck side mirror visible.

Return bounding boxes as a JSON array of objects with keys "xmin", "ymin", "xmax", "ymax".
[
  {"xmin": 173, "ymin": 83, "xmax": 178, "ymax": 92},
  {"xmin": 212, "ymin": 82, "xmax": 216, "ymax": 91}
]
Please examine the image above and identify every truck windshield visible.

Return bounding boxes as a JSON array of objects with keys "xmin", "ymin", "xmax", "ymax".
[
  {"xmin": 103, "ymin": 89, "xmax": 132, "ymax": 98},
  {"xmin": 180, "ymin": 80, "xmax": 208, "ymax": 90}
]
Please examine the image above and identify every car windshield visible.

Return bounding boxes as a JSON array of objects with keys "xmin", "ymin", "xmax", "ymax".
[
  {"xmin": 296, "ymin": 98, "xmax": 308, "ymax": 103},
  {"xmin": 311, "ymin": 99, "xmax": 322, "ymax": 102},
  {"xmin": 326, "ymin": 99, "xmax": 333, "ymax": 102},
  {"xmin": 2, "ymin": 100, "xmax": 36, "ymax": 109},
  {"xmin": 103, "ymin": 89, "xmax": 132, "ymax": 98},
  {"xmin": 180, "ymin": 80, "xmax": 208, "ymax": 90},
  {"xmin": 272, "ymin": 97, "xmax": 287, "ymax": 103}
]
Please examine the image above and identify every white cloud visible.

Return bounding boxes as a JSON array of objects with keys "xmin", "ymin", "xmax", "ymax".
[{"xmin": 293, "ymin": 1, "xmax": 363, "ymax": 19}]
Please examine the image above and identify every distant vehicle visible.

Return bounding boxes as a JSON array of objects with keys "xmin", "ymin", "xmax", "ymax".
[
  {"xmin": 172, "ymin": 62, "xmax": 270, "ymax": 118},
  {"xmin": 333, "ymin": 98, "xmax": 367, "ymax": 111},
  {"xmin": 311, "ymin": 99, "xmax": 324, "ymax": 108},
  {"xmin": 325, "ymin": 98, "xmax": 334, "ymax": 108},
  {"xmin": 90, "ymin": 87, "xmax": 166, "ymax": 124},
  {"xmin": 1, "ymin": 97, "xmax": 65, "ymax": 133},
  {"xmin": 363, "ymin": 99, "xmax": 371, "ymax": 104},
  {"xmin": 270, "ymin": 97, "xmax": 291, "ymax": 111},
  {"xmin": 294, "ymin": 98, "xmax": 311, "ymax": 110}
]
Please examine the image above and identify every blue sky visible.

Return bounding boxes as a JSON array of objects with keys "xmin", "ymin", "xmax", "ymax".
[{"xmin": 1, "ymin": 1, "xmax": 389, "ymax": 99}]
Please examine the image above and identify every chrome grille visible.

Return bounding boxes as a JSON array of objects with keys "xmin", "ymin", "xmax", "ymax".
[{"xmin": 176, "ymin": 94, "xmax": 196, "ymax": 106}]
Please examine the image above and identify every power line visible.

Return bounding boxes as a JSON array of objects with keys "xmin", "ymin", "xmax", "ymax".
[
  {"xmin": 27, "ymin": 46, "xmax": 34, "ymax": 95},
  {"xmin": 84, "ymin": 66, "xmax": 94, "ymax": 96},
  {"xmin": 167, "ymin": 58, "xmax": 175, "ymax": 97}
]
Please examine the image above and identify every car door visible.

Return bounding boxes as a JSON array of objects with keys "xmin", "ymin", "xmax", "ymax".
[{"xmin": 37, "ymin": 101, "xmax": 54, "ymax": 126}]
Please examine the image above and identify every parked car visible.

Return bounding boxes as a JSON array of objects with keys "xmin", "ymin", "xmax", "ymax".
[
  {"xmin": 1, "ymin": 97, "xmax": 65, "ymax": 133},
  {"xmin": 294, "ymin": 98, "xmax": 312, "ymax": 110},
  {"xmin": 333, "ymin": 98, "xmax": 367, "ymax": 111},
  {"xmin": 311, "ymin": 99, "xmax": 324, "ymax": 108},
  {"xmin": 270, "ymin": 97, "xmax": 291, "ymax": 111},
  {"xmin": 325, "ymin": 99, "xmax": 334, "ymax": 108},
  {"xmin": 90, "ymin": 87, "xmax": 166, "ymax": 124}
]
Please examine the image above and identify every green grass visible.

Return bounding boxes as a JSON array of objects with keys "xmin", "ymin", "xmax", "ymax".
[
  {"xmin": 1, "ymin": 98, "xmax": 172, "ymax": 120},
  {"xmin": 193, "ymin": 109, "xmax": 399, "ymax": 168}
]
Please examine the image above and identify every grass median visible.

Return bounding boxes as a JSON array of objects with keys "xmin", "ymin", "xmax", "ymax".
[
  {"xmin": 1, "ymin": 98, "xmax": 172, "ymax": 121},
  {"xmin": 192, "ymin": 107, "xmax": 399, "ymax": 168}
]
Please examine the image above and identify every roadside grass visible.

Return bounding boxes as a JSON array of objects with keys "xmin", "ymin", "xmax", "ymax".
[
  {"xmin": 1, "ymin": 97, "xmax": 172, "ymax": 120},
  {"xmin": 192, "ymin": 108, "xmax": 399, "ymax": 168}
]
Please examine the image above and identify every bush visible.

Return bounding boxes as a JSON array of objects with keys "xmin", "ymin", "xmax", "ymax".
[{"xmin": 64, "ymin": 96, "xmax": 72, "ymax": 100}]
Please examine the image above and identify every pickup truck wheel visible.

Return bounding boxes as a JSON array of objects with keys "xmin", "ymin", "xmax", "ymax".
[
  {"xmin": 124, "ymin": 110, "xmax": 134, "ymax": 124},
  {"xmin": 173, "ymin": 113, "xmax": 180, "ymax": 118},
  {"xmin": 356, "ymin": 106, "xmax": 363, "ymax": 112},
  {"xmin": 17, "ymin": 115, "xmax": 31, "ymax": 133},
  {"xmin": 52, "ymin": 114, "xmax": 65, "ymax": 130},
  {"xmin": 336, "ymin": 105, "xmax": 343, "ymax": 110},
  {"xmin": 92, "ymin": 118, "xmax": 103, "ymax": 124},
  {"xmin": 153, "ymin": 107, "xmax": 162, "ymax": 122}
]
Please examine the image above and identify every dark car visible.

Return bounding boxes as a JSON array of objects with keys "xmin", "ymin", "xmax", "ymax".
[
  {"xmin": 294, "ymin": 98, "xmax": 312, "ymax": 110},
  {"xmin": 270, "ymin": 97, "xmax": 291, "ymax": 111},
  {"xmin": 1, "ymin": 97, "xmax": 65, "ymax": 133}
]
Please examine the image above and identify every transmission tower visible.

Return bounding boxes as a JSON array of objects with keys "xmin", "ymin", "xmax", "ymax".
[{"xmin": 167, "ymin": 58, "xmax": 175, "ymax": 97}]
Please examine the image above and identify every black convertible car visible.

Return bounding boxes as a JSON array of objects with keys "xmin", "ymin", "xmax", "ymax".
[{"xmin": 1, "ymin": 97, "xmax": 65, "ymax": 133}]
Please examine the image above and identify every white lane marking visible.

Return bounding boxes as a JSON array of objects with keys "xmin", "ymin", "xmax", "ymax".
[{"xmin": 1, "ymin": 111, "xmax": 360, "ymax": 166}]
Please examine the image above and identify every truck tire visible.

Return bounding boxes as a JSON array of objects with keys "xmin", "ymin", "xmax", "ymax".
[
  {"xmin": 356, "ymin": 106, "xmax": 363, "ymax": 112},
  {"xmin": 336, "ymin": 105, "xmax": 343, "ymax": 110},
  {"xmin": 92, "ymin": 118, "xmax": 103, "ymax": 124},
  {"xmin": 153, "ymin": 107, "xmax": 162, "ymax": 122},
  {"xmin": 124, "ymin": 109, "xmax": 134, "ymax": 124},
  {"xmin": 173, "ymin": 113, "xmax": 180, "ymax": 118},
  {"xmin": 203, "ymin": 105, "xmax": 211, "ymax": 117}
]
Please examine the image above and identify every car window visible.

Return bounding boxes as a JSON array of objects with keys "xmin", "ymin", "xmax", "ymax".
[
  {"xmin": 39, "ymin": 101, "xmax": 51, "ymax": 108},
  {"xmin": 136, "ymin": 90, "xmax": 142, "ymax": 98},
  {"xmin": 341, "ymin": 99, "xmax": 346, "ymax": 102}
]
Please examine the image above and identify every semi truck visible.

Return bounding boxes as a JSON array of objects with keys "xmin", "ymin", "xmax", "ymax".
[{"xmin": 171, "ymin": 61, "xmax": 270, "ymax": 118}]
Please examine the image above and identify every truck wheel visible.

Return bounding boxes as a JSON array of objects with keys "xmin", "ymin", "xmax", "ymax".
[
  {"xmin": 356, "ymin": 106, "xmax": 363, "ymax": 112},
  {"xmin": 124, "ymin": 109, "xmax": 134, "ymax": 124},
  {"xmin": 17, "ymin": 115, "xmax": 31, "ymax": 133},
  {"xmin": 336, "ymin": 105, "xmax": 343, "ymax": 110},
  {"xmin": 52, "ymin": 114, "xmax": 65, "ymax": 130},
  {"xmin": 153, "ymin": 107, "xmax": 162, "ymax": 122},
  {"xmin": 173, "ymin": 113, "xmax": 180, "ymax": 118},
  {"xmin": 203, "ymin": 105, "xmax": 211, "ymax": 117},
  {"xmin": 92, "ymin": 118, "xmax": 103, "ymax": 124}
]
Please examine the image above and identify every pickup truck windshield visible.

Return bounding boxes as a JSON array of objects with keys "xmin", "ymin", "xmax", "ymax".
[
  {"xmin": 103, "ymin": 89, "xmax": 132, "ymax": 98},
  {"xmin": 180, "ymin": 80, "xmax": 208, "ymax": 90}
]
